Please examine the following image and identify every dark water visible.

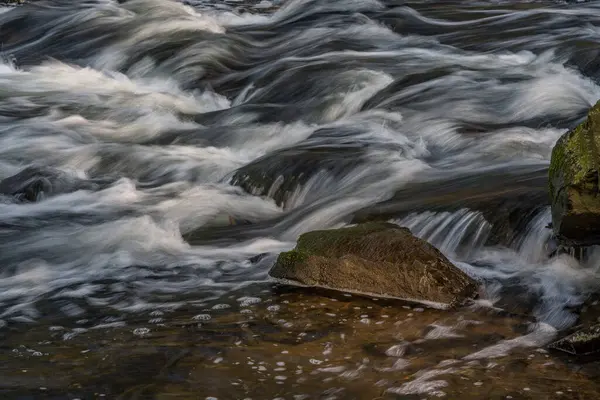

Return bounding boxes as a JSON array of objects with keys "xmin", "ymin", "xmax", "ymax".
[{"xmin": 1, "ymin": 0, "xmax": 600, "ymax": 397}]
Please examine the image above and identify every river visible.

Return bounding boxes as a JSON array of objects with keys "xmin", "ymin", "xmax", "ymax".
[{"xmin": 1, "ymin": 0, "xmax": 600, "ymax": 398}]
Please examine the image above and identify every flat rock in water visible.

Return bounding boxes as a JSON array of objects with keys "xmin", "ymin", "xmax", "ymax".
[
  {"xmin": 269, "ymin": 222, "xmax": 478, "ymax": 308},
  {"xmin": 549, "ymin": 324, "xmax": 600, "ymax": 356}
]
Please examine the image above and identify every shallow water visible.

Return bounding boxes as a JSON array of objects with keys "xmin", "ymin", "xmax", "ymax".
[
  {"xmin": 3, "ymin": 284, "xmax": 600, "ymax": 400},
  {"xmin": 1, "ymin": 0, "xmax": 600, "ymax": 397}
]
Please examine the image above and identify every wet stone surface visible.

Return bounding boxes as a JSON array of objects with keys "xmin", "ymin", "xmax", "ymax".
[{"xmin": 1, "ymin": 284, "xmax": 599, "ymax": 400}]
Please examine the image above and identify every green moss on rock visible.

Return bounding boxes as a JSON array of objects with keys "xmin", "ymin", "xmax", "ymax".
[
  {"xmin": 549, "ymin": 100, "xmax": 600, "ymax": 245},
  {"xmin": 549, "ymin": 323, "xmax": 600, "ymax": 356},
  {"xmin": 276, "ymin": 249, "xmax": 309, "ymax": 269}
]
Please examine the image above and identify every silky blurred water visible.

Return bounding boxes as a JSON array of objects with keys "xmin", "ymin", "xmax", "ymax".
[{"xmin": 0, "ymin": 0, "xmax": 599, "ymax": 330}]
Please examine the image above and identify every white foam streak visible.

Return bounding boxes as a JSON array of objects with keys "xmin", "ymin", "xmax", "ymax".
[{"xmin": 464, "ymin": 323, "xmax": 557, "ymax": 360}]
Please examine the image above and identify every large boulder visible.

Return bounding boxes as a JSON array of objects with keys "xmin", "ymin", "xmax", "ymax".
[
  {"xmin": 270, "ymin": 222, "xmax": 478, "ymax": 308},
  {"xmin": 549, "ymin": 101, "xmax": 600, "ymax": 245}
]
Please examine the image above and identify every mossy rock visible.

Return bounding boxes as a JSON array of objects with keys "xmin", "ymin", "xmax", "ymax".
[
  {"xmin": 549, "ymin": 100, "xmax": 600, "ymax": 245},
  {"xmin": 270, "ymin": 222, "xmax": 478, "ymax": 308},
  {"xmin": 549, "ymin": 324, "xmax": 600, "ymax": 356}
]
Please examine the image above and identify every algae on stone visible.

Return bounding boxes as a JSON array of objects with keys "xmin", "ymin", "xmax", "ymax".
[
  {"xmin": 549, "ymin": 323, "xmax": 600, "ymax": 356},
  {"xmin": 270, "ymin": 222, "xmax": 478, "ymax": 308},
  {"xmin": 549, "ymin": 100, "xmax": 600, "ymax": 245}
]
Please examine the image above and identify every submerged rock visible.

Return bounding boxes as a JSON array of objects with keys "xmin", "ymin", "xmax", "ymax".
[
  {"xmin": 230, "ymin": 143, "xmax": 364, "ymax": 208},
  {"xmin": 0, "ymin": 166, "xmax": 104, "ymax": 202},
  {"xmin": 549, "ymin": 101, "xmax": 600, "ymax": 246},
  {"xmin": 549, "ymin": 324, "xmax": 600, "ymax": 356},
  {"xmin": 269, "ymin": 222, "xmax": 478, "ymax": 308}
]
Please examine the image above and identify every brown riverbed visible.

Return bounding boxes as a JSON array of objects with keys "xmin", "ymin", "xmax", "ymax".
[{"xmin": 2, "ymin": 283, "xmax": 599, "ymax": 400}]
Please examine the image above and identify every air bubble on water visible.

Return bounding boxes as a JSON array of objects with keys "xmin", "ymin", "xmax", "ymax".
[
  {"xmin": 133, "ymin": 327, "xmax": 150, "ymax": 336},
  {"xmin": 238, "ymin": 297, "xmax": 262, "ymax": 307},
  {"xmin": 326, "ymin": 313, "xmax": 336, "ymax": 317},
  {"xmin": 49, "ymin": 326, "xmax": 64, "ymax": 331},
  {"xmin": 275, "ymin": 375, "xmax": 287, "ymax": 380},
  {"xmin": 240, "ymin": 309, "xmax": 253, "ymax": 314},
  {"xmin": 193, "ymin": 314, "xmax": 211, "ymax": 321},
  {"xmin": 62, "ymin": 332, "xmax": 78, "ymax": 341},
  {"xmin": 258, "ymin": 366, "xmax": 267, "ymax": 371},
  {"xmin": 212, "ymin": 304, "xmax": 231, "ymax": 310},
  {"xmin": 149, "ymin": 318, "xmax": 163, "ymax": 324},
  {"xmin": 424, "ymin": 324, "xmax": 463, "ymax": 340},
  {"xmin": 309, "ymin": 358, "xmax": 323, "ymax": 365},
  {"xmin": 214, "ymin": 357, "xmax": 223, "ymax": 364},
  {"xmin": 276, "ymin": 361, "xmax": 285, "ymax": 366},
  {"xmin": 414, "ymin": 308, "xmax": 425, "ymax": 312},
  {"xmin": 32, "ymin": 351, "xmax": 43, "ymax": 357},
  {"xmin": 387, "ymin": 368, "xmax": 455, "ymax": 395},
  {"xmin": 267, "ymin": 305, "xmax": 280, "ymax": 312},
  {"xmin": 274, "ymin": 367, "xmax": 286, "ymax": 371},
  {"xmin": 382, "ymin": 358, "xmax": 410, "ymax": 371},
  {"xmin": 318, "ymin": 366, "xmax": 346, "ymax": 373},
  {"xmin": 360, "ymin": 318, "xmax": 370, "ymax": 324},
  {"xmin": 386, "ymin": 343, "xmax": 408, "ymax": 357},
  {"xmin": 474, "ymin": 381, "xmax": 483, "ymax": 386},
  {"xmin": 149, "ymin": 311, "xmax": 164, "ymax": 317}
]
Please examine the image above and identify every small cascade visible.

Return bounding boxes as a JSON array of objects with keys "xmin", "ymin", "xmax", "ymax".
[
  {"xmin": 393, "ymin": 209, "xmax": 491, "ymax": 259},
  {"xmin": 515, "ymin": 207, "xmax": 554, "ymax": 264}
]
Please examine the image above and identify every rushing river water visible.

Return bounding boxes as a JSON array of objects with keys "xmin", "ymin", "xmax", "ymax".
[{"xmin": 2, "ymin": 0, "xmax": 600, "ymax": 398}]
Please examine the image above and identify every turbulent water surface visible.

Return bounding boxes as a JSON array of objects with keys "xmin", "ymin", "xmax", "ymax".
[{"xmin": 2, "ymin": 0, "xmax": 600, "ymax": 398}]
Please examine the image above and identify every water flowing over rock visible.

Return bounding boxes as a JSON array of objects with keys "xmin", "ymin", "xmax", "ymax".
[
  {"xmin": 550, "ymin": 101, "xmax": 600, "ymax": 246},
  {"xmin": 0, "ymin": 166, "xmax": 106, "ymax": 202},
  {"xmin": 270, "ymin": 222, "xmax": 478, "ymax": 308}
]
